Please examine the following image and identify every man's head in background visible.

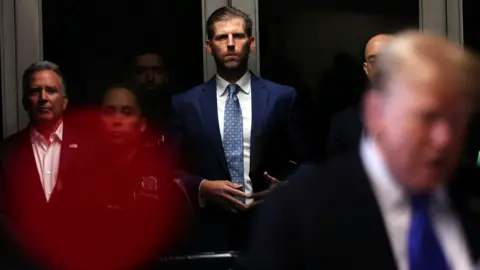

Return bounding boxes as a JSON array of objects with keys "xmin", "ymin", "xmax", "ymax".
[
  {"xmin": 130, "ymin": 50, "xmax": 169, "ymax": 93},
  {"xmin": 363, "ymin": 34, "xmax": 393, "ymax": 82},
  {"xmin": 363, "ymin": 30, "xmax": 480, "ymax": 193},
  {"xmin": 22, "ymin": 61, "xmax": 68, "ymax": 132},
  {"xmin": 206, "ymin": 6, "xmax": 255, "ymax": 78}
]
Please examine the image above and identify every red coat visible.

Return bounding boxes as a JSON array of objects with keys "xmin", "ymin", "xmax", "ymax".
[{"xmin": 0, "ymin": 121, "xmax": 94, "ymax": 269}]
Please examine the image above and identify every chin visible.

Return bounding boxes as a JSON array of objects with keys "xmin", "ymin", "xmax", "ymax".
[
  {"xmin": 109, "ymin": 139, "xmax": 125, "ymax": 146},
  {"xmin": 411, "ymin": 173, "xmax": 447, "ymax": 193},
  {"xmin": 223, "ymin": 62, "xmax": 240, "ymax": 69},
  {"xmin": 36, "ymin": 116, "xmax": 55, "ymax": 123}
]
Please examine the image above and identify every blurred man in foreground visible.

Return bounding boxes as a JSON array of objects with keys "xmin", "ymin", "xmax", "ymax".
[{"xmin": 247, "ymin": 30, "xmax": 480, "ymax": 269}]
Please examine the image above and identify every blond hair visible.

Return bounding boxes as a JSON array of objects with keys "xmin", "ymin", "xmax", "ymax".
[{"xmin": 371, "ymin": 30, "xmax": 480, "ymax": 107}]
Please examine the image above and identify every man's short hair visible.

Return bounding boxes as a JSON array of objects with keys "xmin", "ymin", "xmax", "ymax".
[
  {"xmin": 22, "ymin": 61, "xmax": 66, "ymax": 97},
  {"xmin": 206, "ymin": 6, "xmax": 253, "ymax": 40},
  {"xmin": 371, "ymin": 30, "xmax": 480, "ymax": 105},
  {"xmin": 129, "ymin": 47, "xmax": 168, "ymax": 69}
]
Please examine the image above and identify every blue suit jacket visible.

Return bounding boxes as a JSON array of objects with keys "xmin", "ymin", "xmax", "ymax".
[{"xmin": 171, "ymin": 74, "xmax": 314, "ymax": 206}]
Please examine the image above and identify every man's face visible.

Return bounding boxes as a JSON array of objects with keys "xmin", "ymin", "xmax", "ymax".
[
  {"xmin": 206, "ymin": 18, "xmax": 255, "ymax": 71},
  {"xmin": 364, "ymin": 36, "xmax": 392, "ymax": 82},
  {"xmin": 101, "ymin": 88, "xmax": 146, "ymax": 145},
  {"xmin": 364, "ymin": 55, "xmax": 377, "ymax": 82},
  {"xmin": 133, "ymin": 53, "xmax": 168, "ymax": 91},
  {"xmin": 24, "ymin": 70, "xmax": 68, "ymax": 125},
  {"xmin": 365, "ymin": 72, "xmax": 471, "ymax": 192}
]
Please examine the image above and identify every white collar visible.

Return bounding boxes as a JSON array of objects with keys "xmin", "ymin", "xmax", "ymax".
[
  {"xmin": 360, "ymin": 136, "xmax": 450, "ymax": 211},
  {"xmin": 30, "ymin": 121, "xmax": 64, "ymax": 143},
  {"xmin": 216, "ymin": 71, "xmax": 251, "ymax": 97}
]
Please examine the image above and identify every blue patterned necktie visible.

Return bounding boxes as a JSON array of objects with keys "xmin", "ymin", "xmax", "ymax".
[
  {"xmin": 408, "ymin": 194, "xmax": 449, "ymax": 270},
  {"xmin": 223, "ymin": 83, "xmax": 245, "ymax": 203}
]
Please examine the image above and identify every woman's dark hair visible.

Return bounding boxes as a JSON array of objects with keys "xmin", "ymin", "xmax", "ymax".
[{"xmin": 102, "ymin": 83, "xmax": 147, "ymax": 116}]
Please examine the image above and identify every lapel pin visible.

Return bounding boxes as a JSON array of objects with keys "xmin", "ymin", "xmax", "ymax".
[{"xmin": 69, "ymin": 143, "xmax": 78, "ymax": 148}]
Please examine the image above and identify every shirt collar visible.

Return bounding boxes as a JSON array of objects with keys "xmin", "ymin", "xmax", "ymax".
[
  {"xmin": 216, "ymin": 71, "xmax": 251, "ymax": 97},
  {"xmin": 30, "ymin": 121, "xmax": 64, "ymax": 143},
  {"xmin": 360, "ymin": 136, "xmax": 449, "ymax": 211}
]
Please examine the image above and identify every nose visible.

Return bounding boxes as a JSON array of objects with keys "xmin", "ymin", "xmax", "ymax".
[
  {"xmin": 146, "ymin": 69, "xmax": 154, "ymax": 81},
  {"xmin": 432, "ymin": 122, "xmax": 454, "ymax": 149},
  {"xmin": 227, "ymin": 34, "xmax": 235, "ymax": 50},
  {"xmin": 111, "ymin": 113, "xmax": 124, "ymax": 127},
  {"xmin": 39, "ymin": 89, "xmax": 48, "ymax": 100}
]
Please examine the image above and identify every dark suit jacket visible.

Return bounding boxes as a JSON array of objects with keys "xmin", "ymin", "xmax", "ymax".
[
  {"xmin": 326, "ymin": 103, "xmax": 363, "ymax": 158},
  {"xmin": 463, "ymin": 113, "xmax": 480, "ymax": 165},
  {"xmin": 0, "ymin": 122, "xmax": 92, "ymax": 268},
  {"xmin": 246, "ymin": 153, "xmax": 480, "ymax": 270},
  {"xmin": 170, "ymin": 74, "xmax": 314, "ymax": 251}
]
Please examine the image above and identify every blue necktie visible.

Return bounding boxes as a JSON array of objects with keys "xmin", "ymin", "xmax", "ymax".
[
  {"xmin": 223, "ymin": 83, "xmax": 245, "ymax": 202},
  {"xmin": 408, "ymin": 194, "xmax": 449, "ymax": 270}
]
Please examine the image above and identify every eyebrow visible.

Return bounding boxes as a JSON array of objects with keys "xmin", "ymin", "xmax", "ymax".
[
  {"xmin": 103, "ymin": 104, "xmax": 138, "ymax": 110},
  {"xmin": 137, "ymin": 64, "xmax": 164, "ymax": 68},
  {"xmin": 30, "ymin": 84, "xmax": 59, "ymax": 88},
  {"xmin": 215, "ymin": 32, "xmax": 247, "ymax": 38},
  {"xmin": 29, "ymin": 85, "xmax": 61, "ymax": 92}
]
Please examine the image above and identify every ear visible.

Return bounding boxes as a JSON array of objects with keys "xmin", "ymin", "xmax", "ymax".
[
  {"xmin": 363, "ymin": 62, "xmax": 368, "ymax": 75},
  {"xmin": 62, "ymin": 97, "xmax": 69, "ymax": 111},
  {"xmin": 249, "ymin": 37, "xmax": 256, "ymax": 53},
  {"xmin": 206, "ymin": 40, "xmax": 213, "ymax": 55}
]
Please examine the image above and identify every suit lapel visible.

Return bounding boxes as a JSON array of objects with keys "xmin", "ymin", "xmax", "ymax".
[
  {"xmin": 250, "ymin": 75, "xmax": 269, "ymax": 172},
  {"xmin": 350, "ymin": 156, "xmax": 398, "ymax": 269},
  {"xmin": 15, "ymin": 129, "xmax": 47, "ymax": 204},
  {"xmin": 448, "ymin": 174, "xmax": 480, "ymax": 263},
  {"xmin": 51, "ymin": 124, "xmax": 78, "ymax": 199},
  {"xmin": 199, "ymin": 79, "xmax": 229, "ymax": 176}
]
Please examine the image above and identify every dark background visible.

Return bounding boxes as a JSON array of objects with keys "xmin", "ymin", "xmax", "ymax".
[{"xmin": 42, "ymin": 0, "xmax": 204, "ymax": 105}]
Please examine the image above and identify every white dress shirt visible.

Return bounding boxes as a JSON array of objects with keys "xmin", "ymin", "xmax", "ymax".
[
  {"xmin": 216, "ymin": 72, "xmax": 253, "ymax": 205},
  {"xmin": 360, "ymin": 136, "xmax": 473, "ymax": 270},
  {"xmin": 30, "ymin": 122, "xmax": 63, "ymax": 201}
]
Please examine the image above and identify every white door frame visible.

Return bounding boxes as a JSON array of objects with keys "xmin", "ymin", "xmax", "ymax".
[
  {"xmin": 420, "ymin": 0, "xmax": 463, "ymax": 45},
  {"xmin": 203, "ymin": 0, "xmax": 229, "ymax": 81},
  {"xmin": 446, "ymin": 0, "xmax": 463, "ymax": 45},
  {"xmin": 0, "ymin": 0, "xmax": 18, "ymax": 137},
  {"xmin": 0, "ymin": 0, "xmax": 464, "ymax": 137},
  {"xmin": 1, "ymin": 0, "xmax": 43, "ymax": 137},
  {"xmin": 230, "ymin": 0, "xmax": 261, "ymax": 76}
]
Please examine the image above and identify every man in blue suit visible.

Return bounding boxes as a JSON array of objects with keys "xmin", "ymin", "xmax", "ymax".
[{"xmin": 171, "ymin": 6, "xmax": 313, "ymax": 252}]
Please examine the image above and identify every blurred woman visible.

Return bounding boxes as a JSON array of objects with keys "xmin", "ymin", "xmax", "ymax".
[{"xmin": 70, "ymin": 84, "xmax": 191, "ymax": 270}]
